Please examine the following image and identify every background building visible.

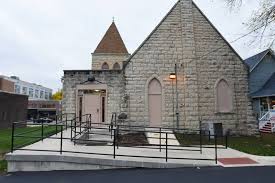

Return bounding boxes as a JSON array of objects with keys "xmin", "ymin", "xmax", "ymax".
[
  {"xmin": 28, "ymin": 100, "xmax": 61, "ymax": 120},
  {"xmin": 244, "ymin": 49, "xmax": 275, "ymax": 118},
  {"xmin": 9, "ymin": 76, "xmax": 52, "ymax": 101},
  {"xmin": 0, "ymin": 76, "xmax": 15, "ymax": 93},
  {"xmin": 0, "ymin": 75, "xmax": 59, "ymax": 122},
  {"xmin": 0, "ymin": 76, "xmax": 28, "ymax": 129}
]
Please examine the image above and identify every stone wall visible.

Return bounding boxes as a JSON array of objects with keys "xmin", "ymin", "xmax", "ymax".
[
  {"xmin": 123, "ymin": 0, "xmax": 257, "ymax": 134},
  {"xmin": 62, "ymin": 70, "xmax": 125, "ymax": 122},
  {"xmin": 62, "ymin": 0, "xmax": 257, "ymax": 135},
  {"xmin": 192, "ymin": 2, "xmax": 257, "ymax": 135},
  {"xmin": 92, "ymin": 53, "xmax": 130, "ymax": 70},
  {"xmin": 124, "ymin": 1, "xmax": 185, "ymax": 128}
]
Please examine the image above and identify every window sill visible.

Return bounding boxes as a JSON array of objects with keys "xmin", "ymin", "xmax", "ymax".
[{"xmin": 215, "ymin": 112, "xmax": 235, "ymax": 115}]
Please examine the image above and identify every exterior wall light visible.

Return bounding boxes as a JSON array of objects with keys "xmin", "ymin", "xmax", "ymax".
[{"xmin": 170, "ymin": 73, "xmax": 176, "ymax": 80}]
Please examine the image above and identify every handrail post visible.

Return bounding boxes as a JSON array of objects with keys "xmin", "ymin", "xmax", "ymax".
[
  {"xmin": 70, "ymin": 120, "xmax": 73, "ymax": 141},
  {"xmin": 41, "ymin": 120, "xmax": 44, "ymax": 141},
  {"xmin": 11, "ymin": 122, "xmax": 15, "ymax": 153},
  {"xmin": 215, "ymin": 134, "xmax": 218, "ymax": 164},
  {"xmin": 55, "ymin": 115, "xmax": 58, "ymax": 135},
  {"xmin": 199, "ymin": 129, "xmax": 202, "ymax": 154},
  {"xmin": 60, "ymin": 125, "xmax": 63, "ymax": 154},
  {"xmin": 89, "ymin": 114, "xmax": 92, "ymax": 133},
  {"xmin": 165, "ymin": 133, "xmax": 168, "ymax": 162},
  {"xmin": 159, "ymin": 128, "xmax": 162, "ymax": 152},
  {"xmin": 80, "ymin": 115, "xmax": 82, "ymax": 134},
  {"xmin": 117, "ymin": 125, "xmax": 119, "ymax": 149},
  {"xmin": 115, "ymin": 113, "xmax": 117, "ymax": 127},
  {"xmin": 113, "ymin": 129, "xmax": 116, "ymax": 159},
  {"xmin": 74, "ymin": 118, "xmax": 77, "ymax": 145},
  {"xmin": 66, "ymin": 114, "xmax": 68, "ymax": 130},
  {"xmin": 225, "ymin": 135, "xmax": 228, "ymax": 149}
]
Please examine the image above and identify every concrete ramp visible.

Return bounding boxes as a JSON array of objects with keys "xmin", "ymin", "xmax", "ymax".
[{"xmin": 6, "ymin": 128, "xmax": 218, "ymax": 172}]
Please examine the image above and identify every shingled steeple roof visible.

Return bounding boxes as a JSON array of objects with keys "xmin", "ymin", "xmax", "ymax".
[{"xmin": 94, "ymin": 22, "xmax": 128, "ymax": 54}]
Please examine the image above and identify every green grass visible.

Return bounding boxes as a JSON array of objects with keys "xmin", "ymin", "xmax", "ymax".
[
  {"xmin": 0, "ymin": 126, "xmax": 61, "ymax": 173},
  {"xmin": 228, "ymin": 134, "xmax": 275, "ymax": 156},
  {"xmin": 0, "ymin": 160, "xmax": 7, "ymax": 173},
  {"xmin": 175, "ymin": 133, "xmax": 275, "ymax": 156}
]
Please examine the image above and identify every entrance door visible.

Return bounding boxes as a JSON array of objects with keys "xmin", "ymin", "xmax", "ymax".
[
  {"xmin": 83, "ymin": 94, "xmax": 101, "ymax": 124},
  {"xmin": 148, "ymin": 78, "xmax": 162, "ymax": 127}
]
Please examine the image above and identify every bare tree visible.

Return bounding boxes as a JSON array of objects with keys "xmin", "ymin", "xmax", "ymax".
[{"xmin": 224, "ymin": 0, "xmax": 275, "ymax": 47}]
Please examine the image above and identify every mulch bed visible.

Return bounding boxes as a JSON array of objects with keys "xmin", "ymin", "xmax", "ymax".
[{"xmin": 118, "ymin": 133, "xmax": 148, "ymax": 146}]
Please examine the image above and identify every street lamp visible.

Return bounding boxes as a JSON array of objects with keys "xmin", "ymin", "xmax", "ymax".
[{"xmin": 170, "ymin": 73, "xmax": 176, "ymax": 127}]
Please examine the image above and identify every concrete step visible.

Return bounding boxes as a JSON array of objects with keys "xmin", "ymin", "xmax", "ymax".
[
  {"xmin": 75, "ymin": 128, "xmax": 113, "ymax": 146},
  {"xmin": 88, "ymin": 128, "xmax": 113, "ymax": 145}
]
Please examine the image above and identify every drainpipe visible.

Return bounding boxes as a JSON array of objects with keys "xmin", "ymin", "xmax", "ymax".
[{"xmin": 175, "ymin": 64, "xmax": 179, "ymax": 129}]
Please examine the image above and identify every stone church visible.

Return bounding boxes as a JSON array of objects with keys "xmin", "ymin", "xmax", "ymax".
[{"xmin": 62, "ymin": 0, "xmax": 257, "ymax": 135}]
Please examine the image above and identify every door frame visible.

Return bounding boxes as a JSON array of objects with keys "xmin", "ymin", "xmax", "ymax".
[
  {"xmin": 76, "ymin": 84, "xmax": 108, "ymax": 123},
  {"xmin": 145, "ymin": 75, "xmax": 165, "ymax": 127}
]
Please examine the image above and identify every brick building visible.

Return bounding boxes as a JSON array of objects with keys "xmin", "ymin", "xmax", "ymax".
[
  {"xmin": 0, "ymin": 91, "xmax": 28, "ymax": 129},
  {"xmin": 0, "ymin": 76, "xmax": 15, "ymax": 93},
  {"xmin": 63, "ymin": 0, "xmax": 257, "ymax": 135},
  {"xmin": 0, "ymin": 76, "xmax": 28, "ymax": 128}
]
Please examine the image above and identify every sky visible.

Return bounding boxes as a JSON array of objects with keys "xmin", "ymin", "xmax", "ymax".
[{"xmin": 0, "ymin": 0, "xmax": 273, "ymax": 92}]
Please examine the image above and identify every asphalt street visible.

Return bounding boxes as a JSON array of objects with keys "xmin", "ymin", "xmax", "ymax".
[{"xmin": 1, "ymin": 166, "xmax": 275, "ymax": 183}]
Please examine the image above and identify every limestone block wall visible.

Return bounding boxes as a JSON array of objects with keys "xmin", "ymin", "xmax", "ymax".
[
  {"xmin": 62, "ymin": 70, "xmax": 125, "ymax": 122},
  {"xmin": 124, "ymin": 1, "xmax": 186, "ymax": 128},
  {"xmin": 92, "ymin": 53, "xmax": 130, "ymax": 70},
  {"xmin": 123, "ymin": 0, "xmax": 257, "ymax": 134},
  {"xmin": 192, "ymin": 3, "xmax": 257, "ymax": 135}
]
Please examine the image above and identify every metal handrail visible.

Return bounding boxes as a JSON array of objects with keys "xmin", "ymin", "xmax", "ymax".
[
  {"xmin": 259, "ymin": 111, "xmax": 270, "ymax": 121},
  {"xmin": 10, "ymin": 113, "xmax": 228, "ymax": 165},
  {"xmin": 11, "ymin": 123, "xmax": 221, "ymax": 164}
]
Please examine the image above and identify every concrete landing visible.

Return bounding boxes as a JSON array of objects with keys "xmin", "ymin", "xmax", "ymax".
[{"xmin": 145, "ymin": 129, "xmax": 180, "ymax": 146}]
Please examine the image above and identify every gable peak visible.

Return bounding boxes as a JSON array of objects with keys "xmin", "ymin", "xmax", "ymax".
[{"xmin": 94, "ymin": 21, "xmax": 128, "ymax": 54}]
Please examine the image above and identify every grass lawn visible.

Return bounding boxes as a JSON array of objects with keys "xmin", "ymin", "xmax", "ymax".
[
  {"xmin": 0, "ymin": 126, "xmax": 60, "ymax": 173},
  {"xmin": 228, "ymin": 133, "xmax": 275, "ymax": 156},
  {"xmin": 175, "ymin": 133, "xmax": 275, "ymax": 156}
]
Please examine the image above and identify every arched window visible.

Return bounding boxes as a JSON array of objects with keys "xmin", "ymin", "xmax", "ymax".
[
  {"xmin": 216, "ymin": 79, "xmax": 233, "ymax": 113},
  {"xmin": 148, "ymin": 78, "xmax": 162, "ymax": 126},
  {"xmin": 113, "ymin": 62, "xmax": 120, "ymax": 70},
  {"xmin": 101, "ymin": 62, "xmax": 109, "ymax": 70}
]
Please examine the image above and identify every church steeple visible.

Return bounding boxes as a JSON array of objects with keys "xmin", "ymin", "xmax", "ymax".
[{"xmin": 94, "ymin": 22, "xmax": 128, "ymax": 54}]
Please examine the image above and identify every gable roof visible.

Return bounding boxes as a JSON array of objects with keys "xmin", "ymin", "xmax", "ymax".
[
  {"xmin": 251, "ymin": 72, "xmax": 275, "ymax": 98},
  {"xmin": 123, "ymin": 0, "xmax": 245, "ymax": 70},
  {"xmin": 244, "ymin": 49, "xmax": 273, "ymax": 72},
  {"xmin": 94, "ymin": 22, "xmax": 128, "ymax": 54}
]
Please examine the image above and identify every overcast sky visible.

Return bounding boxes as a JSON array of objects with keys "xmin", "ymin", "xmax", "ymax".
[{"xmin": 0, "ymin": 0, "xmax": 273, "ymax": 92}]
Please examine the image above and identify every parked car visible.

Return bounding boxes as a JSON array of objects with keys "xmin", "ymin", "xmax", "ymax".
[{"xmin": 33, "ymin": 117, "xmax": 53, "ymax": 123}]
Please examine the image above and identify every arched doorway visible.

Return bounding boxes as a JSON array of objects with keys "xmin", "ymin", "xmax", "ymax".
[{"xmin": 148, "ymin": 78, "xmax": 162, "ymax": 127}]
